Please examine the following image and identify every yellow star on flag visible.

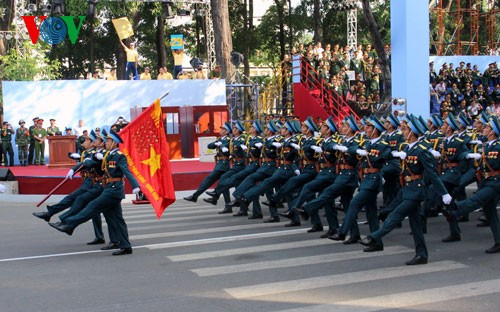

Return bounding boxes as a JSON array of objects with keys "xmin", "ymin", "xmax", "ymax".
[{"xmin": 141, "ymin": 146, "xmax": 161, "ymax": 177}]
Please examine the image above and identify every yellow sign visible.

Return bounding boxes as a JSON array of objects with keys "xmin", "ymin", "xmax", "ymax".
[{"xmin": 112, "ymin": 17, "xmax": 134, "ymax": 40}]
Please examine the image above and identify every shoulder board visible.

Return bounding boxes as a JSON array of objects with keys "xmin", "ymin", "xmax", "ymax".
[
  {"xmin": 422, "ymin": 138, "xmax": 431, "ymax": 144},
  {"xmin": 418, "ymin": 144, "xmax": 428, "ymax": 150},
  {"xmin": 117, "ymin": 151, "xmax": 123, "ymax": 155},
  {"xmin": 380, "ymin": 140, "xmax": 390, "ymax": 145},
  {"xmin": 396, "ymin": 130, "xmax": 402, "ymax": 135},
  {"xmin": 455, "ymin": 137, "xmax": 464, "ymax": 142}
]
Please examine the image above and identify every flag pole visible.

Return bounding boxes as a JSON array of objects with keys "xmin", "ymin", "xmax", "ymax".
[
  {"xmin": 159, "ymin": 90, "xmax": 170, "ymax": 101},
  {"xmin": 36, "ymin": 165, "xmax": 84, "ymax": 207}
]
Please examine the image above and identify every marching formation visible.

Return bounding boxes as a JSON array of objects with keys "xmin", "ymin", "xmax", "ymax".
[{"xmin": 184, "ymin": 112, "xmax": 500, "ymax": 265}]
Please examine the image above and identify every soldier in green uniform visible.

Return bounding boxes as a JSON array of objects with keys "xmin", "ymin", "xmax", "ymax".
[
  {"xmin": 48, "ymin": 128, "xmax": 141, "ymax": 256},
  {"xmin": 330, "ymin": 115, "xmax": 391, "ymax": 250},
  {"xmin": 238, "ymin": 119, "xmax": 300, "ymax": 223},
  {"xmin": 442, "ymin": 116, "xmax": 500, "ymax": 254},
  {"xmin": 47, "ymin": 118, "xmax": 60, "ymax": 136},
  {"xmin": 226, "ymin": 121, "xmax": 282, "ymax": 214},
  {"xmin": 183, "ymin": 122, "xmax": 232, "ymax": 203},
  {"xmin": 32, "ymin": 119, "xmax": 47, "ymax": 165},
  {"xmin": 206, "ymin": 120, "xmax": 264, "ymax": 218},
  {"xmin": 381, "ymin": 114, "xmax": 405, "ymax": 207},
  {"xmin": 269, "ymin": 116, "xmax": 322, "ymax": 228},
  {"xmin": 296, "ymin": 115, "xmax": 362, "ymax": 236},
  {"xmin": 1, "ymin": 121, "xmax": 15, "ymax": 166},
  {"xmin": 15, "ymin": 119, "xmax": 30, "ymax": 166},
  {"xmin": 28, "ymin": 117, "xmax": 38, "ymax": 165},
  {"xmin": 360, "ymin": 115, "xmax": 451, "ymax": 265},
  {"xmin": 203, "ymin": 120, "xmax": 248, "ymax": 212}
]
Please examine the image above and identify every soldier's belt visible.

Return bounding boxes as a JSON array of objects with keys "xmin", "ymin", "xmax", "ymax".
[
  {"xmin": 303, "ymin": 159, "xmax": 317, "ymax": 165},
  {"xmin": 403, "ymin": 174, "xmax": 423, "ymax": 182},
  {"xmin": 263, "ymin": 157, "xmax": 276, "ymax": 162},
  {"xmin": 484, "ymin": 170, "xmax": 500, "ymax": 178},
  {"xmin": 443, "ymin": 162, "xmax": 460, "ymax": 168},
  {"xmin": 320, "ymin": 162, "xmax": 334, "ymax": 168},
  {"xmin": 104, "ymin": 177, "xmax": 123, "ymax": 183},
  {"xmin": 232, "ymin": 156, "xmax": 245, "ymax": 160},
  {"xmin": 218, "ymin": 156, "xmax": 229, "ymax": 160},
  {"xmin": 362, "ymin": 168, "xmax": 380, "ymax": 174},
  {"xmin": 248, "ymin": 157, "xmax": 260, "ymax": 163},
  {"xmin": 339, "ymin": 164, "xmax": 355, "ymax": 170},
  {"xmin": 282, "ymin": 160, "xmax": 293, "ymax": 165},
  {"xmin": 81, "ymin": 172, "xmax": 97, "ymax": 178}
]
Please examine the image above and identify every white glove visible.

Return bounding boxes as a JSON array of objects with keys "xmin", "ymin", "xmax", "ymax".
[
  {"xmin": 214, "ymin": 141, "xmax": 222, "ymax": 147},
  {"xmin": 381, "ymin": 177, "xmax": 385, "ymax": 185},
  {"xmin": 391, "ymin": 151, "xmax": 407, "ymax": 160},
  {"xmin": 132, "ymin": 187, "xmax": 141, "ymax": 194},
  {"xmin": 240, "ymin": 144, "xmax": 248, "ymax": 150},
  {"xmin": 356, "ymin": 149, "xmax": 368, "ymax": 156},
  {"xmin": 294, "ymin": 169, "xmax": 301, "ymax": 176},
  {"xmin": 430, "ymin": 150, "xmax": 441, "ymax": 159},
  {"xmin": 254, "ymin": 142, "xmax": 263, "ymax": 148},
  {"xmin": 311, "ymin": 145, "xmax": 323, "ymax": 153},
  {"xmin": 442, "ymin": 194, "xmax": 452, "ymax": 205},
  {"xmin": 290, "ymin": 143, "xmax": 300, "ymax": 150},
  {"xmin": 272, "ymin": 142, "xmax": 282, "ymax": 148},
  {"xmin": 469, "ymin": 140, "xmax": 482, "ymax": 145},
  {"xmin": 95, "ymin": 152, "xmax": 104, "ymax": 160},
  {"xmin": 66, "ymin": 169, "xmax": 74, "ymax": 180},
  {"xmin": 334, "ymin": 145, "xmax": 348, "ymax": 152},
  {"xmin": 466, "ymin": 153, "xmax": 481, "ymax": 160},
  {"xmin": 221, "ymin": 147, "xmax": 229, "ymax": 153},
  {"xmin": 69, "ymin": 153, "xmax": 80, "ymax": 159}
]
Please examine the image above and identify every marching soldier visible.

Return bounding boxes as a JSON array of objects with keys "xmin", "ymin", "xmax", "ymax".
[
  {"xmin": 15, "ymin": 119, "xmax": 30, "ymax": 166},
  {"xmin": 206, "ymin": 120, "xmax": 264, "ymax": 218},
  {"xmin": 238, "ymin": 119, "xmax": 301, "ymax": 223},
  {"xmin": 360, "ymin": 115, "xmax": 452, "ymax": 265},
  {"xmin": 330, "ymin": 115, "xmax": 391, "ymax": 250},
  {"xmin": 183, "ymin": 122, "xmax": 232, "ymax": 203},
  {"xmin": 203, "ymin": 120, "xmax": 248, "ymax": 212},
  {"xmin": 48, "ymin": 128, "xmax": 141, "ymax": 256},
  {"xmin": 442, "ymin": 116, "xmax": 500, "ymax": 254},
  {"xmin": 381, "ymin": 114, "xmax": 405, "ymax": 207},
  {"xmin": 1, "ymin": 121, "xmax": 15, "ymax": 166}
]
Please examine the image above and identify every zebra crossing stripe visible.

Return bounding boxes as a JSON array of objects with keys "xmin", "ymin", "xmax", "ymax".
[
  {"xmin": 274, "ymin": 278, "xmax": 500, "ymax": 312},
  {"xmin": 224, "ymin": 260, "xmax": 467, "ymax": 299},
  {"xmin": 191, "ymin": 245, "xmax": 413, "ymax": 277}
]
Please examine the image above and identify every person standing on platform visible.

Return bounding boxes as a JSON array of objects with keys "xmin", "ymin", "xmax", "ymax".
[
  {"xmin": 28, "ymin": 117, "xmax": 38, "ymax": 165},
  {"xmin": 120, "ymin": 41, "xmax": 139, "ymax": 80},
  {"xmin": 360, "ymin": 115, "xmax": 452, "ymax": 265},
  {"xmin": 172, "ymin": 48, "xmax": 184, "ymax": 80},
  {"xmin": 48, "ymin": 129, "xmax": 140, "ymax": 256},
  {"xmin": 1, "ymin": 121, "xmax": 15, "ymax": 166},
  {"xmin": 47, "ymin": 118, "xmax": 60, "ymax": 136},
  {"xmin": 15, "ymin": 119, "xmax": 30, "ymax": 166},
  {"xmin": 183, "ymin": 122, "xmax": 232, "ymax": 203},
  {"xmin": 32, "ymin": 119, "xmax": 47, "ymax": 165}
]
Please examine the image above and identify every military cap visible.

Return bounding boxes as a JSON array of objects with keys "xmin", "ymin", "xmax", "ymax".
[
  {"xmin": 3, "ymin": 121, "xmax": 8, "ymax": 125},
  {"xmin": 367, "ymin": 115, "xmax": 386, "ymax": 133},
  {"xmin": 478, "ymin": 112, "xmax": 489, "ymax": 125},
  {"xmin": 418, "ymin": 116, "xmax": 430, "ymax": 132},
  {"xmin": 360, "ymin": 116, "xmax": 367, "ymax": 126},
  {"xmin": 488, "ymin": 116, "xmax": 500, "ymax": 136},
  {"xmin": 221, "ymin": 121, "xmax": 232, "ymax": 134},
  {"xmin": 292, "ymin": 120, "xmax": 302, "ymax": 134},
  {"xmin": 37, "ymin": 119, "xmax": 44, "ymax": 124},
  {"xmin": 387, "ymin": 114, "xmax": 400, "ymax": 128},
  {"xmin": 19, "ymin": 119, "xmax": 25, "ymax": 124},
  {"xmin": 444, "ymin": 114, "xmax": 460, "ymax": 131},
  {"xmin": 252, "ymin": 120, "xmax": 263, "ymax": 133},
  {"xmin": 107, "ymin": 128, "xmax": 123, "ymax": 144},
  {"xmin": 303, "ymin": 116, "xmax": 319, "ymax": 132},
  {"xmin": 407, "ymin": 115, "xmax": 425, "ymax": 136},
  {"xmin": 101, "ymin": 128, "xmax": 108, "ymax": 140},
  {"xmin": 50, "ymin": 118, "xmax": 56, "ymax": 121},
  {"xmin": 65, "ymin": 127, "xmax": 72, "ymax": 131},
  {"xmin": 89, "ymin": 130, "xmax": 97, "ymax": 141},
  {"xmin": 233, "ymin": 120, "xmax": 245, "ymax": 133},
  {"xmin": 267, "ymin": 120, "xmax": 281, "ymax": 133},
  {"xmin": 284, "ymin": 119, "xmax": 296, "ymax": 134},
  {"xmin": 32, "ymin": 117, "xmax": 39, "ymax": 121},
  {"xmin": 95, "ymin": 127, "xmax": 101, "ymax": 131},
  {"xmin": 457, "ymin": 113, "xmax": 470, "ymax": 128},
  {"xmin": 347, "ymin": 114, "xmax": 360, "ymax": 132},
  {"xmin": 325, "ymin": 116, "xmax": 339, "ymax": 133},
  {"xmin": 429, "ymin": 114, "xmax": 443, "ymax": 127}
]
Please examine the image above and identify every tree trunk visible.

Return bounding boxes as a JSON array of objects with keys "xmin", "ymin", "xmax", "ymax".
[
  {"xmin": 0, "ymin": 0, "xmax": 15, "ymax": 56},
  {"xmin": 313, "ymin": 0, "xmax": 322, "ymax": 43},
  {"xmin": 156, "ymin": 16, "xmax": 167, "ymax": 69},
  {"xmin": 211, "ymin": 0, "xmax": 234, "ymax": 81},
  {"xmin": 361, "ymin": 0, "xmax": 392, "ymax": 114},
  {"xmin": 274, "ymin": 0, "xmax": 286, "ymax": 61}
]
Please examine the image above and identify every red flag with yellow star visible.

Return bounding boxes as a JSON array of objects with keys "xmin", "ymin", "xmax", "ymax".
[{"xmin": 120, "ymin": 99, "xmax": 175, "ymax": 219}]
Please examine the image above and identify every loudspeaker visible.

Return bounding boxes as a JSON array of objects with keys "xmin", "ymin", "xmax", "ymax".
[{"xmin": 0, "ymin": 168, "xmax": 15, "ymax": 181}]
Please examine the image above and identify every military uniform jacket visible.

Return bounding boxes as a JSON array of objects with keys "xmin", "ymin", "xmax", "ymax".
[
  {"xmin": 281, "ymin": 136, "xmax": 300, "ymax": 164},
  {"xmin": 478, "ymin": 139, "xmax": 500, "ymax": 190},
  {"xmin": 302, "ymin": 135, "xmax": 323, "ymax": 162},
  {"xmin": 382, "ymin": 129, "xmax": 405, "ymax": 175},
  {"xmin": 47, "ymin": 126, "xmax": 60, "ymax": 136},
  {"xmin": 247, "ymin": 135, "xmax": 264, "ymax": 160},
  {"xmin": 29, "ymin": 125, "xmax": 36, "ymax": 143},
  {"xmin": 358, "ymin": 137, "xmax": 391, "ymax": 191},
  {"xmin": 102, "ymin": 148, "xmax": 139, "ymax": 199},
  {"xmin": 425, "ymin": 130, "xmax": 444, "ymax": 151},
  {"xmin": 335, "ymin": 134, "xmax": 360, "ymax": 187},
  {"xmin": 75, "ymin": 148, "xmax": 97, "ymax": 192},
  {"xmin": 440, "ymin": 134, "xmax": 469, "ymax": 184},
  {"xmin": 1, "ymin": 127, "xmax": 14, "ymax": 142},
  {"xmin": 208, "ymin": 135, "xmax": 231, "ymax": 159},
  {"xmin": 402, "ymin": 142, "xmax": 448, "ymax": 201},
  {"xmin": 15, "ymin": 127, "xmax": 30, "ymax": 146},
  {"xmin": 231, "ymin": 134, "xmax": 248, "ymax": 166},
  {"xmin": 262, "ymin": 135, "xmax": 282, "ymax": 160},
  {"xmin": 32, "ymin": 127, "xmax": 47, "ymax": 142},
  {"xmin": 320, "ymin": 135, "xmax": 339, "ymax": 165}
]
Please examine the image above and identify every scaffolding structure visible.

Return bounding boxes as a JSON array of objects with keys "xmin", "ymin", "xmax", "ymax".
[{"xmin": 431, "ymin": 0, "xmax": 499, "ymax": 55}]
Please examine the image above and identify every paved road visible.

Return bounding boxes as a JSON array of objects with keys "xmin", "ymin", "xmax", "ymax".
[{"xmin": 1, "ymin": 193, "xmax": 500, "ymax": 312}]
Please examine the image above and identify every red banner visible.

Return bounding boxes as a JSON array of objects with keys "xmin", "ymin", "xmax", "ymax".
[{"xmin": 120, "ymin": 99, "xmax": 175, "ymax": 219}]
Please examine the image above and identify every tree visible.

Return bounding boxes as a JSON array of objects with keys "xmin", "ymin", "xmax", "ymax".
[{"xmin": 211, "ymin": 0, "xmax": 234, "ymax": 80}]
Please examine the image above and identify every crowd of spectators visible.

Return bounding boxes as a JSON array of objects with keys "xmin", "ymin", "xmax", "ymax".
[{"xmin": 430, "ymin": 61, "xmax": 500, "ymax": 118}]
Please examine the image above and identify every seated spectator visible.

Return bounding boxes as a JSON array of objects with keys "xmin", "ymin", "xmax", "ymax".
[{"xmin": 140, "ymin": 67, "xmax": 152, "ymax": 80}]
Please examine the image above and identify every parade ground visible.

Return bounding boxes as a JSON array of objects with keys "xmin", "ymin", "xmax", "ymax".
[{"xmin": 1, "ymin": 190, "xmax": 500, "ymax": 312}]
